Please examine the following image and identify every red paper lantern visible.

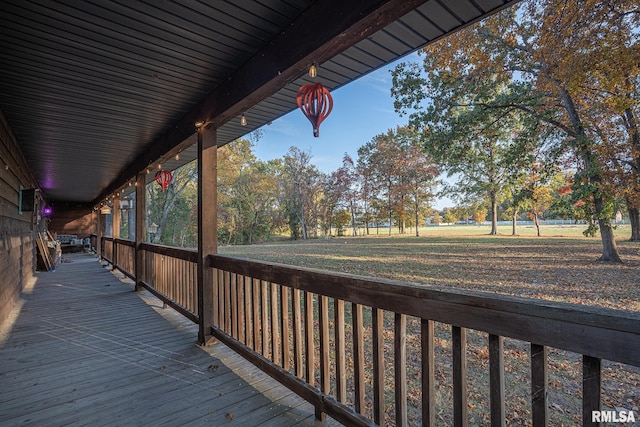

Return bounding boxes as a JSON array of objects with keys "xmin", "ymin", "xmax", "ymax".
[
  {"xmin": 154, "ymin": 170, "xmax": 172, "ymax": 192},
  {"xmin": 296, "ymin": 82, "xmax": 333, "ymax": 137}
]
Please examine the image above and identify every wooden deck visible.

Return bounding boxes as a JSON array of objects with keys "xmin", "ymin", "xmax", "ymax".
[{"xmin": 0, "ymin": 253, "xmax": 337, "ymax": 427}]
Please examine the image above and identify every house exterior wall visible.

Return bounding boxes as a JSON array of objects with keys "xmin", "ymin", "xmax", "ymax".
[
  {"xmin": 0, "ymin": 107, "xmax": 37, "ymax": 326},
  {"xmin": 48, "ymin": 202, "xmax": 96, "ymax": 239}
]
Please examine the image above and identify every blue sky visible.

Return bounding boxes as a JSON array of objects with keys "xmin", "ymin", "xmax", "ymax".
[{"xmin": 252, "ymin": 53, "xmax": 453, "ymax": 209}]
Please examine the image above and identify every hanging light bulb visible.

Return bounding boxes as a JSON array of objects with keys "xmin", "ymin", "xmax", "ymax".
[
  {"xmin": 175, "ymin": 153, "xmax": 180, "ymax": 161},
  {"xmin": 241, "ymin": 113, "xmax": 247, "ymax": 126},
  {"xmin": 158, "ymin": 163, "xmax": 162, "ymax": 170},
  {"xmin": 309, "ymin": 63, "xmax": 317, "ymax": 78},
  {"xmin": 146, "ymin": 168, "xmax": 150, "ymax": 174}
]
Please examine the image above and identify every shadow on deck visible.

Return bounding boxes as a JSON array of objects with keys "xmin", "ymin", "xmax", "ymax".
[{"xmin": 0, "ymin": 253, "xmax": 334, "ymax": 426}]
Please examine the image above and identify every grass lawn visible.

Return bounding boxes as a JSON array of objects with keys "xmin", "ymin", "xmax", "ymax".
[
  {"xmin": 218, "ymin": 224, "xmax": 640, "ymax": 425},
  {"xmin": 220, "ymin": 224, "xmax": 639, "ymax": 312}
]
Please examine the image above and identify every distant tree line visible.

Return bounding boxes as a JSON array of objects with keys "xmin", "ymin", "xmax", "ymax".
[{"xmin": 127, "ymin": 125, "xmax": 439, "ymax": 248}]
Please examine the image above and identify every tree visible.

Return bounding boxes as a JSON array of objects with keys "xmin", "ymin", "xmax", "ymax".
[
  {"xmin": 443, "ymin": 208, "xmax": 458, "ymax": 224},
  {"xmin": 280, "ymin": 147, "xmax": 323, "ymax": 240},
  {"xmin": 473, "ymin": 207, "xmax": 488, "ymax": 224},
  {"xmin": 217, "ymin": 139, "xmax": 279, "ymax": 245},
  {"xmin": 392, "ymin": 62, "xmax": 531, "ymax": 235},
  {"xmin": 146, "ymin": 162, "xmax": 197, "ymax": 245},
  {"xmin": 391, "ymin": 0, "xmax": 636, "ymax": 260},
  {"xmin": 333, "ymin": 154, "xmax": 361, "ymax": 236}
]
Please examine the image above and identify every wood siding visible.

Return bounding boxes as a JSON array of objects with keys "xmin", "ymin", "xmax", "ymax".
[
  {"xmin": 0, "ymin": 107, "xmax": 37, "ymax": 325},
  {"xmin": 48, "ymin": 202, "xmax": 96, "ymax": 238}
]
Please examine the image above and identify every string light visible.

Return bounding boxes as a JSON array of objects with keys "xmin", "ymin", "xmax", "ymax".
[
  {"xmin": 157, "ymin": 163, "xmax": 162, "ymax": 170},
  {"xmin": 240, "ymin": 113, "xmax": 247, "ymax": 126},
  {"xmin": 309, "ymin": 63, "xmax": 317, "ymax": 78},
  {"xmin": 175, "ymin": 153, "xmax": 180, "ymax": 161}
]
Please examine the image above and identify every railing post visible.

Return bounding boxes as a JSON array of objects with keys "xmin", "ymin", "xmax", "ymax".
[
  {"xmin": 583, "ymin": 356, "xmax": 601, "ymax": 427},
  {"xmin": 113, "ymin": 238, "xmax": 118, "ymax": 270},
  {"xmin": 197, "ymin": 125, "xmax": 216, "ymax": 345},
  {"xmin": 96, "ymin": 210, "xmax": 103, "ymax": 259},
  {"xmin": 531, "ymin": 343, "xmax": 548, "ymax": 427},
  {"xmin": 452, "ymin": 326, "xmax": 468, "ymax": 427},
  {"xmin": 135, "ymin": 171, "xmax": 146, "ymax": 291}
]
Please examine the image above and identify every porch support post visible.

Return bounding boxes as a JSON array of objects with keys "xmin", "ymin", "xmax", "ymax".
[
  {"xmin": 112, "ymin": 194, "xmax": 120, "ymax": 268},
  {"xmin": 96, "ymin": 210, "xmax": 103, "ymax": 259},
  {"xmin": 112, "ymin": 194, "xmax": 120, "ymax": 239},
  {"xmin": 197, "ymin": 125, "xmax": 217, "ymax": 345},
  {"xmin": 135, "ymin": 172, "xmax": 146, "ymax": 291}
]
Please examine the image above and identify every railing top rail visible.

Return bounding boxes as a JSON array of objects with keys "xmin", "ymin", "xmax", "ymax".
[
  {"xmin": 140, "ymin": 242, "xmax": 197, "ymax": 263},
  {"xmin": 210, "ymin": 254, "xmax": 640, "ymax": 367},
  {"xmin": 113, "ymin": 238, "xmax": 135, "ymax": 247}
]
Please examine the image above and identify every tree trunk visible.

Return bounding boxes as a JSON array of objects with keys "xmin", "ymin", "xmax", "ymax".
[
  {"xmin": 628, "ymin": 204, "xmax": 640, "ymax": 242},
  {"xmin": 598, "ymin": 219, "xmax": 622, "ymax": 262},
  {"xmin": 388, "ymin": 188, "xmax": 392, "ymax": 236},
  {"xmin": 594, "ymin": 196, "xmax": 622, "ymax": 262},
  {"xmin": 415, "ymin": 199, "xmax": 420, "ymax": 237},
  {"xmin": 558, "ymin": 86, "xmax": 621, "ymax": 262},
  {"xmin": 489, "ymin": 192, "xmax": 498, "ymax": 235},
  {"xmin": 350, "ymin": 200, "xmax": 358, "ymax": 237},
  {"xmin": 534, "ymin": 213, "xmax": 541, "ymax": 237},
  {"xmin": 511, "ymin": 209, "xmax": 517, "ymax": 236}
]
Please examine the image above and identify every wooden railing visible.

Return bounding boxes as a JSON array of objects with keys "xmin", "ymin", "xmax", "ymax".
[
  {"xmin": 138, "ymin": 243, "xmax": 199, "ymax": 323},
  {"xmin": 209, "ymin": 254, "xmax": 640, "ymax": 427},
  {"xmin": 98, "ymin": 236, "xmax": 639, "ymax": 426},
  {"xmin": 100, "ymin": 238, "xmax": 198, "ymax": 324}
]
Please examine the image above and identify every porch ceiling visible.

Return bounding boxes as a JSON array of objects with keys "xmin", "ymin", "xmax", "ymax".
[{"xmin": 0, "ymin": 0, "xmax": 516, "ymax": 204}]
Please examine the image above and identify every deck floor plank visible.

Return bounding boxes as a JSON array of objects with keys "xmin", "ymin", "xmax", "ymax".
[{"xmin": 0, "ymin": 253, "xmax": 337, "ymax": 426}]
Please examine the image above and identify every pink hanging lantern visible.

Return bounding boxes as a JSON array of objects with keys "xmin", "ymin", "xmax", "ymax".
[
  {"xmin": 154, "ymin": 170, "xmax": 173, "ymax": 192},
  {"xmin": 296, "ymin": 82, "xmax": 333, "ymax": 137}
]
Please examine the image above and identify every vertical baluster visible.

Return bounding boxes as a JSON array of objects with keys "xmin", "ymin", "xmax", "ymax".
[
  {"xmin": 395, "ymin": 313, "xmax": 407, "ymax": 427},
  {"xmin": 304, "ymin": 292, "xmax": 315, "ymax": 386},
  {"xmin": 531, "ymin": 343, "xmax": 548, "ymax": 427},
  {"xmin": 261, "ymin": 280, "xmax": 269, "ymax": 357},
  {"xmin": 212, "ymin": 268, "xmax": 219, "ymax": 328},
  {"xmin": 230, "ymin": 273, "xmax": 238, "ymax": 339},
  {"xmin": 237, "ymin": 275, "xmax": 245, "ymax": 344},
  {"xmin": 280, "ymin": 286, "xmax": 290, "ymax": 371},
  {"xmin": 293, "ymin": 288, "xmax": 303, "ymax": 378},
  {"xmin": 583, "ymin": 355, "xmax": 601, "ymax": 427},
  {"xmin": 452, "ymin": 326, "xmax": 468, "ymax": 427},
  {"xmin": 270, "ymin": 283, "xmax": 279, "ymax": 364},
  {"xmin": 217, "ymin": 269, "xmax": 223, "ymax": 331},
  {"xmin": 194, "ymin": 262, "xmax": 199, "ymax": 316},
  {"xmin": 489, "ymin": 334, "xmax": 505, "ymax": 427},
  {"xmin": 171, "ymin": 257, "xmax": 176, "ymax": 305},
  {"xmin": 244, "ymin": 276, "xmax": 252, "ymax": 349},
  {"xmin": 335, "ymin": 298, "xmax": 346, "ymax": 402},
  {"xmin": 180, "ymin": 259, "xmax": 185, "ymax": 309},
  {"xmin": 422, "ymin": 319, "xmax": 435, "ymax": 426},
  {"xmin": 318, "ymin": 295, "xmax": 329, "ymax": 421},
  {"xmin": 353, "ymin": 303, "xmax": 365, "ymax": 414},
  {"xmin": 373, "ymin": 308, "xmax": 385, "ymax": 425},
  {"xmin": 252, "ymin": 278, "xmax": 260, "ymax": 351},
  {"xmin": 224, "ymin": 271, "xmax": 231, "ymax": 334}
]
